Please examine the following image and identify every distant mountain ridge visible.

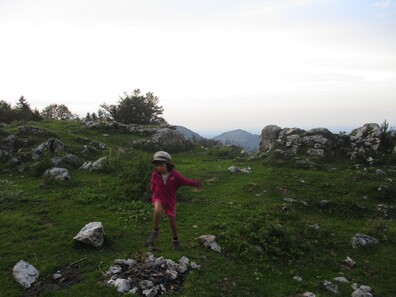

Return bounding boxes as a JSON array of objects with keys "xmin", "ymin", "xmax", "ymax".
[
  {"xmin": 175, "ymin": 125, "xmax": 204, "ymax": 141},
  {"xmin": 213, "ymin": 129, "xmax": 260, "ymax": 152}
]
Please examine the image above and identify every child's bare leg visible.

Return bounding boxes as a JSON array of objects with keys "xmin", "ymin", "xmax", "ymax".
[
  {"xmin": 153, "ymin": 202, "xmax": 163, "ymax": 229},
  {"xmin": 168, "ymin": 215, "xmax": 178, "ymax": 238},
  {"xmin": 145, "ymin": 202, "xmax": 163, "ymax": 246}
]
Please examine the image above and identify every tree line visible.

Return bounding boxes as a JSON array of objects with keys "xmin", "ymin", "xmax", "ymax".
[{"xmin": 0, "ymin": 89, "xmax": 166, "ymax": 125}]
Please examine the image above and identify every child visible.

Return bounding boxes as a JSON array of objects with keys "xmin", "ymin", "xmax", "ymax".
[{"xmin": 145, "ymin": 151, "xmax": 202, "ymax": 250}]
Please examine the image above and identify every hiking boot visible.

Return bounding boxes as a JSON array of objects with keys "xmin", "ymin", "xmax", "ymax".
[
  {"xmin": 172, "ymin": 239, "xmax": 180, "ymax": 251},
  {"xmin": 144, "ymin": 229, "xmax": 159, "ymax": 247}
]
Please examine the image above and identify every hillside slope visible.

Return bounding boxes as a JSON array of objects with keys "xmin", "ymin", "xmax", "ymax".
[{"xmin": 0, "ymin": 120, "xmax": 395, "ymax": 297}]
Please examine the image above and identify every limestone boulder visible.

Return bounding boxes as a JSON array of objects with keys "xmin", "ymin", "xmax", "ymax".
[
  {"xmin": 13, "ymin": 260, "xmax": 39, "ymax": 288},
  {"xmin": 43, "ymin": 167, "xmax": 71, "ymax": 181},
  {"xmin": 73, "ymin": 222, "xmax": 105, "ymax": 247},
  {"xmin": 259, "ymin": 125, "xmax": 281, "ymax": 154}
]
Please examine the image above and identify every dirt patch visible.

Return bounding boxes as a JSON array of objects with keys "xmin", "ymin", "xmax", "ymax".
[{"xmin": 22, "ymin": 263, "xmax": 83, "ymax": 297}]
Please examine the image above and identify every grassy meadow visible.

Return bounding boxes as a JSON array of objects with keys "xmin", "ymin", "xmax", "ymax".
[{"xmin": 0, "ymin": 120, "xmax": 395, "ymax": 297}]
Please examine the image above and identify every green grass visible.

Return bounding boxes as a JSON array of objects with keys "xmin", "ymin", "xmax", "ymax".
[{"xmin": 0, "ymin": 120, "xmax": 395, "ymax": 296}]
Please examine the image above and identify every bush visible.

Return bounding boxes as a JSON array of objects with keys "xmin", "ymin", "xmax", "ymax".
[
  {"xmin": 366, "ymin": 218, "xmax": 392, "ymax": 241},
  {"xmin": 116, "ymin": 152, "xmax": 153, "ymax": 201}
]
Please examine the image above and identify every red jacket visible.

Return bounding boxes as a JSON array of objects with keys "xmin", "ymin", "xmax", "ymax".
[{"xmin": 150, "ymin": 169, "xmax": 200, "ymax": 206}]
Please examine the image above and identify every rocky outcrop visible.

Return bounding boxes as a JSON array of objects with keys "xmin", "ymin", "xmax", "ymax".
[
  {"xmin": 32, "ymin": 138, "xmax": 66, "ymax": 160},
  {"xmin": 257, "ymin": 123, "xmax": 392, "ymax": 164},
  {"xmin": 132, "ymin": 128, "xmax": 192, "ymax": 152},
  {"xmin": 84, "ymin": 120, "xmax": 173, "ymax": 135}
]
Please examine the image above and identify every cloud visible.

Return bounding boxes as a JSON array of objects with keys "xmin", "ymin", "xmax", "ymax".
[{"xmin": 373, "ymin": 0, "xmax": 391, "ymax": 9}]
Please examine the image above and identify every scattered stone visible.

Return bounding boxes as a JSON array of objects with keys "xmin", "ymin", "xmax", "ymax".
[
  {"xmin": 377, "ymin": 204, "xmax": 388, "ymax": 216},
  {"xmin": 351, "ymin": 234, "xmax": 379, "ymax": 248},
  {"xmin": 344, "ymin": 256, "xmax": 356, "ymax": 268},
  {"xmin": 323, "ymin": 280, "xmax": 339, "ymax": 294},
  {"xmin": 228, "ymin": 166, "xmax": 251, "ymax": 174},
  {"xmin": 334, "ymin": 276, "xmax": 349, "ymax": 283},
  {"xmin": 13, "ymin": 260, "xmax": 40, "ymax": 288},
  {"xmin": 196, "ymin": 235, "xmax": 222, "ymax": 253},
  {"xmin": 308, "ymin": 224, "xmax": 320, "ymax": 230},
  {"xmin": 43, "ymin": 167, "xmax": 71, "ymax": 181},
  {"xmin": 91, "ymin": 157, "xmax": 107, "ymax": 170},
  {"xmin": 18, "ymin": 125, "xmax": 44, "ymax": 135},
  {"xmin": 302, "ymin": 292, "xmax": 316, "ymax": 297},
  {"xmin": 283, "ymin": 198, "xmax": 296, "ymax": 203},
  {"xmin": 73, "ymin": 222, "xmax": 105, "ymax": 247},
  {"xmin": 375, "ymin": 169, "xmax": 386, "ymax": 175},
  {"xmin": 115, "ymin": 278, "xmax": 130, "ymax": 293},
  {"xmin": 293, "ymin": 275, "xmax": 303, "ymax": 282},
  {"xmin": 104, "ymin": 252, "xmax": 199, "ymax": 295},
  {"xmin": 190, "ymin": 262, "xmax": 201, "ymax": 270},
  {"xmin": 320, "ymin": 200, "xmax": 330, "ymax": 208},
  {"xmin": 79, "ymin": 161, "xmax": 93, "ymax": 170},
  {"xmin": 352, "ymin": 286, "xmax": 373, "ymax": 297}
]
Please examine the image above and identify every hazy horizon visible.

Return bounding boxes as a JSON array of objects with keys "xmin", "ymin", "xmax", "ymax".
[{"xmin": 1, "ymin": 0, "xmax": 395, "ymax": 135}]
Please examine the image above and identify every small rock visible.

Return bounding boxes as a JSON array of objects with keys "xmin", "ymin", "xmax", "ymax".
[
  {"xmin": 13, "ymin": 260, "xmax": 40, "ymax": 288},
  {"xmin": 344, "ymin": 256, "xmax": 356, "ymax": 267},
  {"xmin": 283, "ymin": 198, "xmax": 295, "ymax": 203},
  {"xmin": 177, "ymin": 263, "xmax": 188, "ymax": 273},
  {"xmin": 114, "ymin": 278, "xmax": 130, "ymax": 293},
  {"xmin": 351, "ymin": 289, "xmax": 373, "ymax": 297},
  {"xmin": 108, "ymin": 265, "xmax": 122, "ymax": 274},
  {"xmin": 43, "ymin": 167, "xmax": 71, "ymax": 181},
  {"xmin": 129, "ymin": 287, "xmax": 139, "ymax": 294},
  {"xmin": 375, "ymin": 169, "xmax": 386, "ymax": 175},
  {"xmin": 143, "ymin": 287, "xmax": 157, "ymax": 297},
  {"xmin": 166, "ymin": 269, "xmax": 178, "ymax": 280},
  {"xmin": 334, "ymin": 276, "xmax": 349, "ymax": 283},
  {"xmin": 73, "ymin": 222, "xmax": 105, "ymax": 247},
  {"xmin": 178, "ymin": 256, "xmax": 189, "ymax": 265},
  {"xmin": 53, "ymin": 273, "xmax": 62, "ymax": 280},
  {"xmin": 139, "ymin": 280, "xmax": 154, "ymax": 289},
  {"xmin": 293, "ymin": 275, "xmax": 303, "ymax": 282},
  {"xmin": 323, "ymin": 280, "xmax": 339, "ymax": 294},
  {"xmin": 302, "ymin": 293, "xmax": 316, "ymax": 297},
  {"xmin": 351, "ymin": 234, "xmax": 379, "ymax": 248},
  {"xmin": 190, "ymin": 261, "xmax": 201, "ymax": 270}
]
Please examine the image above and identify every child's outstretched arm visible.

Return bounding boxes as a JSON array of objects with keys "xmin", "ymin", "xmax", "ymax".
[{"xmin": 174, "ymin": 170, "xmax": 202, "ymax": 188}]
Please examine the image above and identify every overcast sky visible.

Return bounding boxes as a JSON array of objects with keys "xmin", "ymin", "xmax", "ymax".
[{"xmin": 1, "ymin": 0, "xmax": 395, "ymax": 136}]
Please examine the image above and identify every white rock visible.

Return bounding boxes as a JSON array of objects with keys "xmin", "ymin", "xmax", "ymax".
[
  {"xmin": 190, "ymin": 261, "xmax": 201, "ymax": 270},
  {"xmin": 283, "ymin": 198, "xmax": 296, "ymax": 203},
  {"xmin": 92, "ymin": 157, "xmax": 107, "ymax": 170},
  {"xmin": 293, "ymin": 275, "xmax": 303, "ymax": 282},
  {"xmin": 114, "ymin": 278, "xmax": 130, "ymax": 293},
  {"xmin": 73, "ymin": 222, "xmax": 105, "ymax": 247},
  {"xmin": 143, "ymin": 287, "xmax": 157, "ymax": 297},
  {"xmin": 302, "ymin": 293, "xmax": 316, "ymax": 297},
  {"xmin": 178, "ymin": 256, "xmax": 189, "ymax": 265},
  {"xmin": 359, "ymin": 285, "xmax": 372, "ymax": 292},
  {"xmin": 344, "ymin": 256, "xmax": 356, "ymax": 267},
  {"xmin": 166, "ymin": 269, "xmax": 178, "ymax": 280},
  {"xmin": 108, "ymin": 265, "xmax": 122, "ymax": 274},
  {"xmin": 12, "ymin": 260, "xmax": 39, "ymax": 288},
  {"xmin": 177, "ymin": 263, "xmax": 188, "ymax": 273},
  {"xmin": 334, "ymin": 276, "xmax": 349, "ymax": 283},
  {"xmin": 351, "ymin": 234, "xmax": 379, "ymax": 248},
  {"xmin": 43, "ymin": 167, "xmax": 71, "ymax": 181},
  {"xmin": 129, "ymin": 287, "xmax": 139, "ymax": 294},
  {"xmin": 351, "ymin": 289, "xmax": 373, "ymax": 297},
  {"xmin": 323, "ymin": 280, "xmax": 339, "ymax": 294},
  {"xmin": 79, "ymin": 161, "xmax": 92, "ymax": 170},
  {"xmin": 209, "ymin": 242, "xmax": 222, "ymax": 253},
  {"xmin": 139, "ymin": 280, "xmax": 154, "ymax": 289}
]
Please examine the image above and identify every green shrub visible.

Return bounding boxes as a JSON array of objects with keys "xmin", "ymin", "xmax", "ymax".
[{"xmin": 116, "ymin": 152, "xmax": 152, "ymax": 201}]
